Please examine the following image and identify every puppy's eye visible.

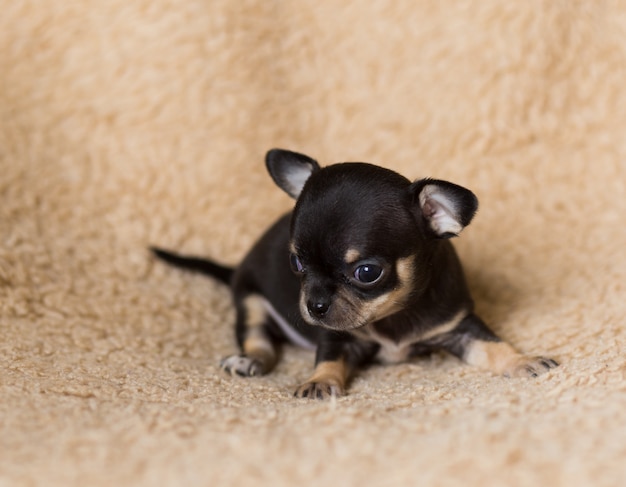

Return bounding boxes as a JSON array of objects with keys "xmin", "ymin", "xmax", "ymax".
[
  {"xmin": 289, "ymin": 253, "xmax": 305, "ymax": 273},
  {"xmin": 354, "ymin": 264, "xmax": 383, "ymax": 285}
]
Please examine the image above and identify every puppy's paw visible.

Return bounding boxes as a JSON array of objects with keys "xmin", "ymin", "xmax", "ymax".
[
  {"xmin": 220, "ymin": 354, "xmax": 264, "ymax": 377},
  {"xmin": 503, "ymin": 356, "xmax": 559, "ymax": 378},
  {"xmin": 294, "ymin": 381, "xmax": 345, "ymax": 400}
]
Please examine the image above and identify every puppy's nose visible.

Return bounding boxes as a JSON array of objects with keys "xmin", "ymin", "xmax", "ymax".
[{"xmin": 307, "ymin": 299, "xmax": 330, "ymax": 318}]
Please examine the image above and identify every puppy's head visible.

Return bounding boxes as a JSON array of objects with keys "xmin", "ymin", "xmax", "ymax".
[{"xmin": 266, "ymin": 149, "xmax": 478, "ymax": 331}]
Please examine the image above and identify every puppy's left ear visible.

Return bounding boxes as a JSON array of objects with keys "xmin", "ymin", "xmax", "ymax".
[
  {"xmin": 265, "ymin": 149, "xmax": 321, "ymax": 199},
  {"xmin": 409, "ymin": 179, "xmax": 478, "ymax": 238}
]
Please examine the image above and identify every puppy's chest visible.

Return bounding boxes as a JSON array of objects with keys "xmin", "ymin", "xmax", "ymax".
[
  {"xmin": 352, "ymin": 311, "xmax": 465, "ymax": 364},
  {"xmin": 353, "ymin": 325, "xmax": 420, "ymax": 364}
]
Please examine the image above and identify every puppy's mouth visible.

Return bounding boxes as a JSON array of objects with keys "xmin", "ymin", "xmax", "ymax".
[
  {"xmin": 299, "ymin": 291, "xmax": 389, "ymax": 331},
  {"xmin": 302, "ymin": 312, "xmax": 369, "ymax": 331}
]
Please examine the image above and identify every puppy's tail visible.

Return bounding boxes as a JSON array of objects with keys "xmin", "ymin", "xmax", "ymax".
[{"xmin": 150, "ymin": 246, "xmax": 234, "ymax": 285}]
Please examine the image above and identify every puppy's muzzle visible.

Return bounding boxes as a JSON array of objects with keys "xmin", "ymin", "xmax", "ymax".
[{"xmin": 301, "ymin": 281, "xmax": 334, "ymax": 323}]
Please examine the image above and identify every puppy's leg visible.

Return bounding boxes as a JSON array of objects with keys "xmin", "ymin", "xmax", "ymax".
[
  {"xmin": 433, "ymin": 314, "xmax": 559, "ymax": 378},
  {"xmin": 220, "ymin": 294, "xmax": 279, "ymax": 377},
  {"xmin": 294, "ymin": 357, "xmax": 349, "ymax": 400},
  {"xmin": 294, "ymin": 341, "xmax": 377, "ymax": 399}
]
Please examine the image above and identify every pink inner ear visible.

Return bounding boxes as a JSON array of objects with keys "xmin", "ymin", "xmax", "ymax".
[
  {"xmin": 419, "ymin": 185, "xmax": 464, "ymax": 236},
  {"xmin": 421, "ymin": 200, "xmax": 437, "ymax": 219}
]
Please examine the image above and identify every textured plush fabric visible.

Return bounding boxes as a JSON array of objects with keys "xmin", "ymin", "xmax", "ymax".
[{"xmin": 1, "ymin": 2, "xmax": 625, "ymax": 485}]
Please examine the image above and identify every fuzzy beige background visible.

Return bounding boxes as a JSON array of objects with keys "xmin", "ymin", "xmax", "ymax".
[{"xmin": 1, "ymin": 1, "xmax": 626, "ymax": 486}]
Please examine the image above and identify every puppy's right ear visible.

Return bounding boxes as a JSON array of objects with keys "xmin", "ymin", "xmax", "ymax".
[{"xmin": 266, "ymin": 149, "xmax": 320, "ymax": 199}]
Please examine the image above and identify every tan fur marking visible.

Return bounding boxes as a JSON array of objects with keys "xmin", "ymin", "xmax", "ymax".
[
  {"xmin": 359, "ymin": 255, "xmax": 415, "ymax": 322},
  {"xmin": 354, "ymin": 310, "xmax": 466, "ymax": 364},
  {"xmin": 295, "ymin": 358, "xmax": 350, "ymax": 398},
  {"xmin": 242, "ymin": 295, "xmax": 276, "ymax": 371},
  {"xmin": 464, "ymin": 341, "xmax": 521, "ymax": 375},
  {"xmin": 243, "ymin": 332, "xmax": 274, "ymax": 356},
  {"xmin": 307, "ymin": 358, "xmax": 349, "ymax": 390},
  {"xmin": 288, "ymin": 241, "xmax": 297, "ymax": 254},
  {"xmin": 243, "ymin": 295, "xmax": 267, "ymax": 329},
  {"xmin": 344, "ymin": 248, "xmax": 361, "ymax": 264},
  {"xmin": 419, "ymin": 310, "xmax": 466, "ymax": 341}
]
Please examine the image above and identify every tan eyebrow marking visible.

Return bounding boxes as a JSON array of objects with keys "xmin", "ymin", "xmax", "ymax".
[{"xmin": 344, "ymin": 248, "xmax": 361, "ymax": 264}]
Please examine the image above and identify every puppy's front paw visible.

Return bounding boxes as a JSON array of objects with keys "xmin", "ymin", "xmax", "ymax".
[
  {"xmin": 220, "ymin": 354, "xmax": 264, "ymax": 377},
  {"xmin": 503, "ymin": 356, "xmax": 559, "ymax": 378},
  {"xmin": 294, "ymin": 381, "xmax": 345, "ymax": 400}
]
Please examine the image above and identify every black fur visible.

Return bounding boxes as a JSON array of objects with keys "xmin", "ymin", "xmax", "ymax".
[{"xmin": 150, "ymin": 246, "xmax": 233, "ymax": 284}]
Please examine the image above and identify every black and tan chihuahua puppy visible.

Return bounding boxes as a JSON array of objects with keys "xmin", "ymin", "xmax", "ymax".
[{"xmin": 152, "ymin": 149, "xmax": 558, "ymax": 399}]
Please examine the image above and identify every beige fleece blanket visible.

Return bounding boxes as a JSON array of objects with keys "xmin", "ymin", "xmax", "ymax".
[{"xmin": 1, "ymin": 1, "xmax": 626, "ymax": 485}]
